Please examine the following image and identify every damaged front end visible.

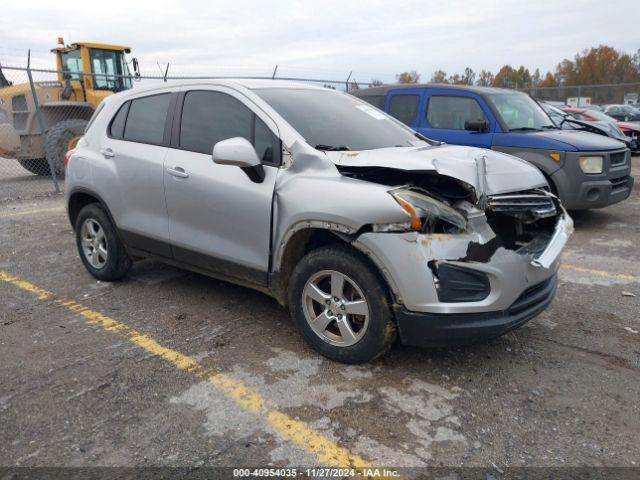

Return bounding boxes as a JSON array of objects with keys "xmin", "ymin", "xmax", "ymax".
[
  {"xmin": 336, "ymin": 158, "xmax": 572, "ymax": 346},
  {"xmin": 273, "ymin": 142, "xmax": 572, "ymax": 347}
]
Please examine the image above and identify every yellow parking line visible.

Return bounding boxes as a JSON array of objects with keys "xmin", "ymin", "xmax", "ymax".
[
  {"xmin": 0, "ymin": 270, "xmax": 371, "ymax": 469},
  {"xmin": 0, "ymin": 206, "xmax": 65, "ymax": 218},
  {"xmin": 561, "ymin": 264, "xmax": 638, "ymax": 281}
]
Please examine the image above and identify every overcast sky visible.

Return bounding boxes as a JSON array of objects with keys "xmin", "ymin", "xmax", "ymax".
[{"xmin": 1, "ymin": 0, "xmax": 638, "ymax": 83}]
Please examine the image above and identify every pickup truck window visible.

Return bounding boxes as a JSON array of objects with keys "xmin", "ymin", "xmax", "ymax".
[
  {"xmin": 426, "ymin": 96, "xmax": 487, "ymax": 130},
  {"xmin": 389, "ymin": 95, "xmax": 419, "ymax": 125},
  {"xmin": 486, "ymin": 93, "xmax": 555, "ymax": 131}
]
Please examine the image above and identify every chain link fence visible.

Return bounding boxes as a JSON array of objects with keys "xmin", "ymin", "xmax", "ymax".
[
  {"xmin": 0, "ymin": 63, "xmax": 376, "ymax": 202},
  {"xmin": 1, "ymin": 62, "xmax": 638, "ymax": 202},
  {"xmin": 519, "ymin": 83, "xmax": 640, "ymax": 107}
]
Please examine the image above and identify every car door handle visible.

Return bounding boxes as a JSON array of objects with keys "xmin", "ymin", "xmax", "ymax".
[
  {"xmin": 167, "ymin": 166, "xmax": 189, "ymax": 178},
  {"xmin": 100, "ymin": 148, "xmax": 115, "ymax": 158}
]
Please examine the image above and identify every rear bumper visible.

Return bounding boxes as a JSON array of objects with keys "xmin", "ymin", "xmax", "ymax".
[{"xmin": 394, "ymin": 274, "xmax": 558, "ymax": 347}]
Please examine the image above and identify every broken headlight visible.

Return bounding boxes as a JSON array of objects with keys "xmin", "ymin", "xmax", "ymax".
[{"xmin": 388, "ymin": 188, "xmax": 467, "ymax": 233}]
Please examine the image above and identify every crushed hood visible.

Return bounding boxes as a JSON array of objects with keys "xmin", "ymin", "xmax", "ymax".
[{"xmin": 324, "ymin": 144, "xmax": 547, "ymax": 196}]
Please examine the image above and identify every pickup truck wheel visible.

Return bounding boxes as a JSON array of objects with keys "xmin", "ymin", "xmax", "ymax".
[
  {"xmin": 75, "ymin": 203, "xmax": 131, "ymax": 281},
  {"xmin": 288, "ymin": 245, "xmax": 396, "ymax": 364}
]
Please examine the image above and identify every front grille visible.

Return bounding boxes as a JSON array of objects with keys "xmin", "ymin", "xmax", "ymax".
[
  {"xmin": 11, "ymin": 95, "xmax": 27, "ymax": 112},
  {"xmin": 610, "ymin": 176, "xmax": 629, "ymax": 190},
  {"xmin": 610, "ymin": 151, "xmax": 627, "ymax": 166},
  {"xmin": 487, "ymin": 190, "xmax": 556, "ymax": 219}
]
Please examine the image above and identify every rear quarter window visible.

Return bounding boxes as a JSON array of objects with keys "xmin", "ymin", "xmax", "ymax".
[{"xmin": 108, "ymin": 101, "xmax": 130, "ymax": 139}]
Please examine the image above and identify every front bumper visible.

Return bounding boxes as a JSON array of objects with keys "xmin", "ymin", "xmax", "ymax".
[
  {"xmin": 551, "ymin": 148, "xmax": 634, "ymax": 209},
  {"xmin": 394, "ymin": 274, "xmax": 557, "ymax": 347},
  {"xmin": 354, "ymin": 203, "xmax": 571, "ymax": 345}
]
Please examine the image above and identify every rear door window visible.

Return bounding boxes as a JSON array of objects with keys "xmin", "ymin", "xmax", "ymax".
[
  {"xmin": 426, "ymin": 96, "xmax": 487, "ymax": 130},
  {"xmin": 179, "ymin": 90, "xmax": 280, "ymax": 165},
  {"xmin": 388, "ymin": 95, "xmax": 420, "ymax": 125},
  {"xmin": 123, "ymin": 93, "xmax": 172, "ymax": 145}
]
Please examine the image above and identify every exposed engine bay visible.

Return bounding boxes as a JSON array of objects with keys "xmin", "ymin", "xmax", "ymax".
[{"xmin": 336, "ymin": 164, "xmax": 561, "ymax": 262}]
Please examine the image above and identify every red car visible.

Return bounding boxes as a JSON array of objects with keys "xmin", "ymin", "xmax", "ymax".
[{"xmin": 562, "ymin": 107, "xmax": 640, "ymax": 152}]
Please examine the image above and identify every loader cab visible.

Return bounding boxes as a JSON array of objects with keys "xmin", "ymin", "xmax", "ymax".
[{"xmin": 52, "ymin": 42, "xmax": 134, "ymax": 108}]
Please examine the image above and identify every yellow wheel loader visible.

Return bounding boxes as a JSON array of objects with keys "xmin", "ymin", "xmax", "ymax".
[{"xmin": 0, "ymin": 41, "xmax": 137, "ymax": 178}]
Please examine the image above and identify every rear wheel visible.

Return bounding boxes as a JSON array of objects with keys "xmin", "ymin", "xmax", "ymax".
[
  {"xmin": 44, "ymin": 118, "xmax": 88, "ymax": 178},
  {"xmin": 288, "ymin": 245, "xmax": 396, "ymax": 363},
  {"xmin": 75, "ymin": 203, "xmax": 131, "ymax": 281}
]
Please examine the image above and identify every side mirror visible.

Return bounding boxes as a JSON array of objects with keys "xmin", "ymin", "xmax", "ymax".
[
  {"xmin": 464, "ymin": 119, "xmax": 489, "ymax": 133},
  {"xmin": 132, "ymin": 57, "xmax": 141, "ymax": 79},
  {"xmin": 212, "ymin": 137, "xmax": 265, "ymax": 183}
]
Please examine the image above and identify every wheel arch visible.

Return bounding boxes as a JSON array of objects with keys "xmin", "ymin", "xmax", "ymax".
[
  {"xmin": 67, "ymin": 188, "xmax": 118, "ymax": 231},
  {"xmin": 271, "ymin": 223, "xmax": 398, "ymax": 308}
]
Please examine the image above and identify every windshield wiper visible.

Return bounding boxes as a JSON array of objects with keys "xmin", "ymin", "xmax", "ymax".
[
  {"xmin": 509, "ymin": 127, "xmax": 542, "ymax": 132},
  {"xmin": 315, "ymin": 144, "xmax": 351, "ymax": 151},
  {"xmin": 541, "ymin": 125, "xmax": 558, "ymax": 130}
]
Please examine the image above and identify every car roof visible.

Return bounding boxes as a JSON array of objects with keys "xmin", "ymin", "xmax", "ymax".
[
  {"xmin": 124, "ymin": 78, "xmax": 327, "ymax": 96},
  {"xmin": 353, "ymin": 83, "xmax": 518, "ymax": 96}
]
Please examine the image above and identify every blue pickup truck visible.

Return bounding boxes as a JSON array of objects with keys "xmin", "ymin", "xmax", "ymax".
[{"xmin": 353, "ymin": 85, "xmax": 633, "ymax": 210}]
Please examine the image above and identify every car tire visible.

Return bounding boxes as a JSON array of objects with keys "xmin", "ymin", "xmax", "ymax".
[
  {"xmin": 288, "ymin": 244, "xmax": 396, "ymax": 364},
  {"xmin": 44, "ymin": 118, "xmax": 88, "ymax": 179},
  {"xmin": 75, "ymin": 203, "xmax": 132, "ymax": 281}
]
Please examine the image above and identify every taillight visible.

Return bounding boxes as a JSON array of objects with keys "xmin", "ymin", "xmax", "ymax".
[{"xmin": 64, "ymin": 148, "xmax": 76, "ymax": 169}]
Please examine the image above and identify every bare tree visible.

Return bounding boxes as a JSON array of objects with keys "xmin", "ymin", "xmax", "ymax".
[
  {"xmin": 396, "ymin": 71, "xmax": 421, "ymax": 83},
  {"xmin": 430, "ymin": 69, "xmax": 448, "ymax": 83},
  {"xmin": 476, "ymin": 70, "xmax": 494, "ymax": 86}
]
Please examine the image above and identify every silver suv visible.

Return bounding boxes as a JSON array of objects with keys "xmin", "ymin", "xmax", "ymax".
[{"xmin": 65, "ymin": 81, "xmax": 573, "ymax": 363}]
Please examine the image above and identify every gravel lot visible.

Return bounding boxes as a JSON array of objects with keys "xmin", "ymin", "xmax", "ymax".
[{"xmin": 1, "ymin": 156, "xmax": 639, "ymax": 474}]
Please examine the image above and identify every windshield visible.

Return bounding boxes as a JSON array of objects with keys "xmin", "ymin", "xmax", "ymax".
[
  {"xmin": 486, "ymin": 93, "xmax": 556, "ymax": 131},
  {"xmin": 253, "ymin": 88, "xmax": 422, "ymax": 151},
  {"xmin": 89, "ymin": 49, "xmax": 132, "ymax": 92}
]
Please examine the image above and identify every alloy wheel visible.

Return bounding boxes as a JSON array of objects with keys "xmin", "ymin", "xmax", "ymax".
[
  {"xmin": 80, "ymin": 218, "xmax": 108, "ymax": 269},
  {"xmin": 301, "ymin": 270, "xmax": 370, "ymax": 347}
]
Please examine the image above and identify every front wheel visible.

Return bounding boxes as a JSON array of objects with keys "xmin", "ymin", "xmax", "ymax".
[{"xmin": 288, "ymin": 245, "xmax": 396, "ymax": 364}]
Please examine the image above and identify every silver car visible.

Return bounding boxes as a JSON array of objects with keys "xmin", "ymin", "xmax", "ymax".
[{"xmin": 65, "ymin": 80, "xmax": 573, "ymax": 363}]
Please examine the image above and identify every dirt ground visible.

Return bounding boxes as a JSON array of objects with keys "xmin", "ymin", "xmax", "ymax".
[{"xmin": 1, "ymin": 156, "xmax": 639, "ymax": 475}]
